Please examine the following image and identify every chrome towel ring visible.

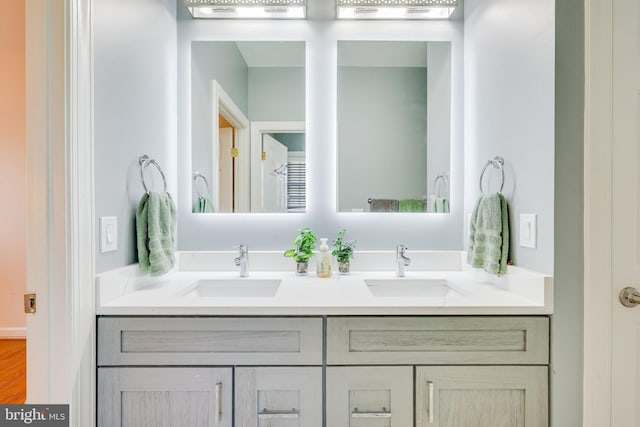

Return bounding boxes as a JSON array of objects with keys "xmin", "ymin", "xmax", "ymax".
[
  {"xmin": 479, "ymin": 156, "xmax": 505, "ymax": 194},
  {"xmin": 193, "ymin": 171, "xmax": 210, "ymax": 198},
  {"xmin": 139, "ymin": 155, "xmax": 167, "ymax": 193},
  {"xmin": 434, "ymin": 173, "xmax": 449, "ymax": 198}
]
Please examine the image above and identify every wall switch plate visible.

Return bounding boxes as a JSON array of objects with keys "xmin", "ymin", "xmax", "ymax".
[
  {"xmin": 100, "ymin": 216, "xmax": 118, "ymax": 253},
  {"xmin": 519, "ymin": 214, "xmax": 537, "ymax": 248}
]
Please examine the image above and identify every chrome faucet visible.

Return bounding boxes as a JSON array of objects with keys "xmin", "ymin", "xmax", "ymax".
[
  {"xmin": 234, "ymin": 244, "xmax": 249, "ymax": 277},
  {"xmin": 396, "ymin": 245, "xmax": 411, "ymax": 277}
]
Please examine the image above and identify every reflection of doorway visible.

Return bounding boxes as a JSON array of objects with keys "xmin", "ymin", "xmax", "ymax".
[
  {"xmin": 218, "ymin": 114, "xmax": 235, "ymax": 212},
  {"xmin": 250, "ymin": 121, "xmax": 306, "ymax": 213},
  {"xmin": 210, "ymin": 81, "xmax": 250, "ymax": 213}
]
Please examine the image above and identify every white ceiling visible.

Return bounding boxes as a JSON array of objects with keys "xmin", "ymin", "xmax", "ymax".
[{"xmin": 236, "ymin": 42, "xmax": 305, "ymax": 67}]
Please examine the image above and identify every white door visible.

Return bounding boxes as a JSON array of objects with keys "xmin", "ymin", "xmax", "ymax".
[
  {"xmin": 610, "ymin": 0, "xmax": 640, "ymax": 423},
  {"xmin": 218, "ymin": 127, "xmax": 234, "ymax": 213},
  {"xmin": 262, "ymin": 134, "xmax": 288, "ymax": 213}
]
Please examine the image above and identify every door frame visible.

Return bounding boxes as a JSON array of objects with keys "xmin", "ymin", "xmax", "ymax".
[
  {"xmin": 26, "ymin": 0, "xmax": 95, "ymax": 424},
  {"xmin": 583, "ymin": 0, "xmax": 614, "ymax": 424},
  {"xmin": 211, "ymin": 81, "xmax": 250, "ymax": 212},
  {"xmin": 250, "ymin": 121, "xmax": 305, "ymax": 212}
]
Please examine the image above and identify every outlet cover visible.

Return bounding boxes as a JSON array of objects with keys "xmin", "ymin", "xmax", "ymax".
[
  {"xmin": 519, "ymin": 214, "xmax": 537, "ymax": 249},
  {"xmin": 100, "ymin": 216, "xmax": 118, "ymax": 253}
]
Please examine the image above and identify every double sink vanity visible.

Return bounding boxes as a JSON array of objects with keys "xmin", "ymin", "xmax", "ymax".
[{"xmin": 96, "ymin": 250, "xmax": 552, "ymax": 426}]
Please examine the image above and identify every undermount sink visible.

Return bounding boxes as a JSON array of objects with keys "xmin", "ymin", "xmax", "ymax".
[
  {"xmin": 182, "ymin": 279, "xmax": 281, "ymax": 298},
  {"xmin": 364, "ymin": 279, "xmax": 462, "ymax": 298}
]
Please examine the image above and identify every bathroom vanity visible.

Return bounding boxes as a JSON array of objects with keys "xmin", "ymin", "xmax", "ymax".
[{"xmin": 96, "ymin": 252, "xmax": 552, "ymax": 427}]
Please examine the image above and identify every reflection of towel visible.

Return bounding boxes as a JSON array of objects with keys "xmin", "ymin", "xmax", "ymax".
[
  {"xmin": 400, "ymin": 199, "xmax": 425, "ymax": 212},
  {"xmin": 467, "ymin": 193, "xmax": 509, "ymax": 275},
  {"xmin": 429, "ymin": 196, "xmax": 450, "ymax": 213},
  {"xmin": 370, "ymin": 199, "xmax": 399, "ymax": 212},
  {"xmin": 136, "ymin": 192, "xmax": 177, "ymax": 276},
  {"xmin": 194, "ymin": 196, "xmax": 214, "ymax": 213}
]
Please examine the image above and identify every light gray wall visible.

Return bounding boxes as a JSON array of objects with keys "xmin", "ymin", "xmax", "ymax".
[
  {"xmin": 269, "ymin": 133, "xmax": 305, "ymax": 152},
  {"xmin": 463, "ymin": 0, "xmax": 555, "ymax": 275},
  {"xmin": 552, "ymin": 0, "xmax": 584, "ymax": 424},
  {"xmin": 249, "ymin": 67, "xmax": 305, "ymax": 121},
  {"xmin": 191, "ymin": 41, "xmax": 249, "ymax": 206},
  {"xmin": 94, "ymin": 0, "xmax": 177, "ymax": 273},
  {"xmin": 177, "ymin": 7, "xmax": 465, "ymax": 252},
  {"xmin": 426, "ymin": 43, "xmax": 452, "ymax": 200},
  {"xmin": 337, "ymin": 66, "xmax": 428, "ymax": 212}
]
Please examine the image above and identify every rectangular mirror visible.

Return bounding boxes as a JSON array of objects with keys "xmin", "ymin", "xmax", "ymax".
[
  {"xmin": 337, "ymin": 41, "xmax": 451, "ymax": 213},
  {"xmin": 191, "ymin": 41, "xmax": 305, "ymax": 213}
]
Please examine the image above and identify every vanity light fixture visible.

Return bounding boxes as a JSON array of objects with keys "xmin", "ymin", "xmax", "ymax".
[
  {"xmin": 336, "ymin": 0, "xmax": 457, "ymax": 19},
  {"xmin": 185, "ymin": 0, "xmax": 306, "ymax": 19}
]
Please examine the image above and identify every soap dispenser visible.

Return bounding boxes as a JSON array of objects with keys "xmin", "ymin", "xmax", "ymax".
[{"xmin": 316, "ymin": 238, "xmax": 332, "ymax": 278}]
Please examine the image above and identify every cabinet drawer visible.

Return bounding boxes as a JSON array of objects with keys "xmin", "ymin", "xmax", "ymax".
[
  {"xmin": 98, "ymin": 317, "xmax": 323, "ymax": 366},
  {"xmin": 327, "ymin": 316, "xmax": 548, "ymax": 365}
]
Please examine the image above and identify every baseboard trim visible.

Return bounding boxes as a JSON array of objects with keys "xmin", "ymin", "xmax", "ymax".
[{"xmin": 0, "ymin": 327, "xmax": 27, "ymax": 339}]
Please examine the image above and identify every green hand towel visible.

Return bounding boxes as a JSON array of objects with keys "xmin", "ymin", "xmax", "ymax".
[
  {"xmin": 428, "ymin": 196, "xmax": 450, "ymax": 213},
  {"xmin": 136, "ymin": 192, "xmax": 177, "ymax": 276},
  {"xmin": 467, "ymin": 193, "xmax": 509, "ymax": 275},
  {"xmin": 195, "ymin": 196, "xmax": 214, "ymax": 213},
  {"xmin": 399, "ymin": 199, "xmax": 425, "ymax": 212}
]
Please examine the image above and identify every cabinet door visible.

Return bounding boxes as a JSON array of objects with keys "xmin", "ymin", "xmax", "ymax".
[
  {"xmin": 326, "ymin": 367, "xmax": 413, "ymax": 427},
  {"xmin": 235, "ymin": 367, "xmax": 322, "ymax": 427},
  {"xmin": 416, "ymin": 366, "xmax": 548, "ymax": 427},
  {"xmin": 98, "ymin": 367, "xmax": 232, "ymax": 427}
]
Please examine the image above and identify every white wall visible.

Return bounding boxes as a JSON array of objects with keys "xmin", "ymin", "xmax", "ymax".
[
  {"xmin": 249, "ymin": 67, "xmax": 305, "ymax": 121},
  {"xmin": 94, "ymin": 0, "xmax": 177, "ymax": 273},
  {"xmin": 464, "ymin": 0, "xmax": 555, "ymax": 274},
  {"xmin": 337, "ymin": 66, "xmax": 428, "ymax": 212},
  {"xmin": 177, "ymin": 5, "xmax": 465, "ymax": 252},
  {"xmin": 553, "ymin": 0, "xmax": 584, "ymax": 423},
  {"xmin": 426, "ymin": 43, "xmax": 452, "ymax": 200}
]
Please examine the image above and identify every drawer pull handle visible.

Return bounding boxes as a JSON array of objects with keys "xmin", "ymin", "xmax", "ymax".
[
  {"xmin": 427, "ymin": 381, "xmax": 434, "ymax": 424},
  {"xmin": 215, "ymin": 382, "xmax": 222, "ymax": 426},
  {"xmin": 351, "ymin": 407, "xmax": 392, "ymax": 418},
  {"xmin": 258, "ymin": 408, "xmax": 299, "ymax": 419}
]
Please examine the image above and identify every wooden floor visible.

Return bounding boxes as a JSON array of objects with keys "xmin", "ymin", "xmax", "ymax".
[{"xmin": 0, "ymin": 339, "xmax": 26, "ymax": 404}]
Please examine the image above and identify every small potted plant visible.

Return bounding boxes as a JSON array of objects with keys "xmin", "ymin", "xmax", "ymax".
[
  {"xmin": 284, "ymin": 227, "xmax": 317, "ymax": 275},
  {"xmin": 332, "ymin": 228, "xmax": 356, "ymax": 274}
]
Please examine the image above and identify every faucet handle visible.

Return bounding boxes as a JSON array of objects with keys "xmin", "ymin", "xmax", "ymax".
[
  {"xmin": 397, "ymin": 244, "xmax": 407, "ymax": 254},
  {"xmin": 234, "ymin": 244, "xmax": 248, "ymax": 254}
]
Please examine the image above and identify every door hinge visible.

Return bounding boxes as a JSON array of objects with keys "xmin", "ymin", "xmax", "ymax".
[
  {"xmin": 24, "ymin": 293, "xmax": 36, "ymax": 314},
  {"xmin": 262, "ymin": 151, "xmax": 267, "ymax": 160},
  {"xmin": 230, "ymin": 147, "xmax": 239, "ymax": 158}
]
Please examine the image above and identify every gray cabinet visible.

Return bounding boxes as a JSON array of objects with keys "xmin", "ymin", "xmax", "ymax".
[
  {"xmin": 327, "ymin": 317, "xmax": 549, "ymax": 427},
  {"xmin": 415, "ymin": 366, "xmax": 548, "ymax": 427},
  {"xmin": 98, "ymin": 367, "xmax": 232, "ymax": 427},
  {"xmin": 97, "ymin": 315, "xmax": 549, "ymax": 427},
  {"xmin": 326, "ymin": 367, "xmax": 413, "ymax": 427},
  {"xmin": 235, "ymin": 367, "xmax": 323, "ymax": 427},
  {"xmin": 98, "ymin": 317, "xmax": 323, "ymax": 366},
  {"xmin": 327, "ymin": 316, "xmax": 549, "ymax": 365}
]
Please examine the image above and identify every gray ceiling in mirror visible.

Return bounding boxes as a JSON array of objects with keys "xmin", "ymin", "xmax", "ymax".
[
  {"xmin": 337, "ymin": 41, "xmax": 452, "ymax": 213},
  {"xmin": 190, "ymin": 41, "xmax": 305, "ymax": 214}
]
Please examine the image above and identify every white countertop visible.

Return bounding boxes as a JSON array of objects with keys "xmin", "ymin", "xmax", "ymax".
[{"xmin": 96, "ymin": 252, "xmax": 553, "ymax": 315}]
